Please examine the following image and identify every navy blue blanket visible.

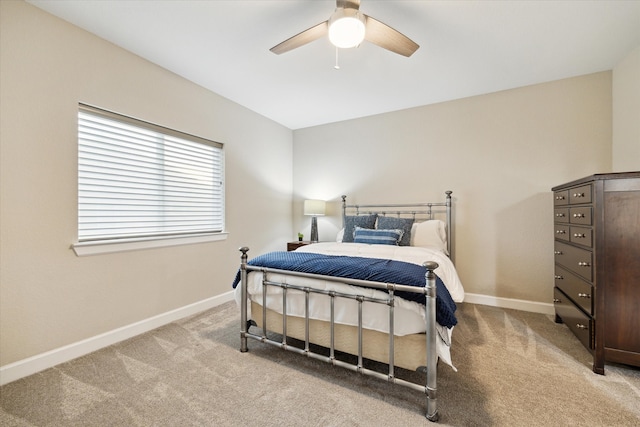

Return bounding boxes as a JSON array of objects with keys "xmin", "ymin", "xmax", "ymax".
[{"xmin": 232, "ymin": 251, "xmax": 457, "ymax": 328}]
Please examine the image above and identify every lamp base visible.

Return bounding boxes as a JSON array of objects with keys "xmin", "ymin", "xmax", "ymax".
[{"xmin": 310, "ymin": 216, "xmax": 319, "ymax": 243}]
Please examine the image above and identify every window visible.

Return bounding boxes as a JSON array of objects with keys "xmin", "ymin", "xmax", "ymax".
[{"xmin": 73, "ymin": 104, "xmax": 225, "ymax": 255}]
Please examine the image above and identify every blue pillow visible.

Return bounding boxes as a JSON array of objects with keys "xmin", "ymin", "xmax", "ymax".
[
  {"xmin": 353, "ymin": 227, "xmax": 403, "ymax": 245},
  {"xmin": 342, "ymin": 214, "xmax": 377, "ymax": 243},
  {"xmin": 376, "ymin": 216, "xmax": 414, "ymax": 246}
]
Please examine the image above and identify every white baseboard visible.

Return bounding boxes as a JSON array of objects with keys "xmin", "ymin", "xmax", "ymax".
[
  {"xmin": 464, "ymin": 293, "xmax": 555, "ymax": 316},
  {"xmin": 0, "ymin": 291, "xmax": 235, "ymax": 386},
  {"xmin": 1, "ymin": 291, "xmax": 552, "ymax": 386}
]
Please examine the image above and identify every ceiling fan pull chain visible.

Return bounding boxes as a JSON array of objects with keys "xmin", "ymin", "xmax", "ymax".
[{"xmin": 334, "ymin": 47, "xmax": 340, "ymax": 70}]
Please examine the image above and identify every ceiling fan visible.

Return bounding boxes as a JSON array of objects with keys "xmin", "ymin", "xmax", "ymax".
[{"xmin": 270, "ymin": 0, "xmax": 419, "ymax": 57}]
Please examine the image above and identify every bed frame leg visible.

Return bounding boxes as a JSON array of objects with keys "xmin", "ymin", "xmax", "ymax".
[
  {"xmin": 426, "ymin": 386, "xmax": 439, "ymax": 422},
  {"xmin": 424, "ymin": 261, "xmax": 439, "ymax": 422},
  {"xmin": 240, "ymin": 247, "xmax": 249, "ymax": 353}
]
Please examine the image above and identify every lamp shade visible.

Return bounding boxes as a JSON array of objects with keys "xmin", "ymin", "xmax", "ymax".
[
  {"xmin": 328, "ymin": 8, "xmax": 366, "ymax": 49},
  {"xmin": 303, "ymin": 199, "xmax": 326, "ymax": 216}
]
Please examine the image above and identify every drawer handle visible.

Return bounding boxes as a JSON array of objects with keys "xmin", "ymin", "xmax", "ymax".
[
  {"xmin": 554, "ymin": 250, "xmax": 563, "ymax": 255},
  {"xmin": 578, "ymin": 293, "xmax": 591, "ymax": 299},
  {"xmin": 556, "ymin": 213, "xmax": 565, "ymax": 217},
  {"xmin": 553, "ymin": 298, "xmax": 561, "ymax": 303},
  {"xmin": 554, "ymin": 275, "xmax": 563, "ymax": 280},
  {"xmin": 576, "ymin": 323, "xmax": 588, "ymax": 330},
  {"xmin": 573, "ymin": 213, "xmax": 585, "ymax": 218},
  {"xmin": 555, "ymin": 195, "xmax": 565, "ymax": 200},
  {"xmin": 573, "ymin": 233, "xmax": 586, "ymax": 238},
  {"xmin": 578, "ymin": 261, "xmax": 591, "ymax": 267},
  {"xmin": 573, "ymin": 192, "xmax": 585, "ymax": 198},
  {"xmin": 556, "ymin": 230, "xmax": 566, "ymax": 234}
]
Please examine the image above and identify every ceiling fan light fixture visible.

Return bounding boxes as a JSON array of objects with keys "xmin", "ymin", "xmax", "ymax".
[{"xmin": 328, "ymin": 8, "xmax": 366, "ymax": 49}]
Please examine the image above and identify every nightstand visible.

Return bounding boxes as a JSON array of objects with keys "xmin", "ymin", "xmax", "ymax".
[{"xmin": 287, "ymin": 241, "xmax": 312, "ymax": 251}]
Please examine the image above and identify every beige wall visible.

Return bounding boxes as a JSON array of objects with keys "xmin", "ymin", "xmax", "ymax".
[
  {"xmin": 0, "ymin": 1, "xmax": 292, "ymax": 366},
  {"xmin": 293, "ymin": 72, "xmax": 612, "ymax": 304},
  {"xmin": 612, "ymin": 45, "xmax": 640, "ymax": 172}
]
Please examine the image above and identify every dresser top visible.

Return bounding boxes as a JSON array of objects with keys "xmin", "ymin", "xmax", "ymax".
[{"xmin": 552, "ymin": 171, "xmax": 640, "ymax": 191}]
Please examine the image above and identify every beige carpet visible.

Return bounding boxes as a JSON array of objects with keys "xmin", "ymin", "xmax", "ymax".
[{"xmin": 1, "ymin": 302, "xmax": 639, "ymax": 426}]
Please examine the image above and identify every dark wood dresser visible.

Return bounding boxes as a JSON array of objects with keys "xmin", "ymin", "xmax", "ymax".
[{"xmin": 552, "ymin": 172, "xmax": 640, "ymax": 374}]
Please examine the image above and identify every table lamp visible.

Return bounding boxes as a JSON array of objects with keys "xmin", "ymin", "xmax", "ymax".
[{"xmin": 303, "ymin": 199, "xmax": 326, "ymax": 243}]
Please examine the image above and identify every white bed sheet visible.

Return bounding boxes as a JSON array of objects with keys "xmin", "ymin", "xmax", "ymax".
[{"xmin": 235, "ymin": 242, "xmax": 464, "ymax": 369}]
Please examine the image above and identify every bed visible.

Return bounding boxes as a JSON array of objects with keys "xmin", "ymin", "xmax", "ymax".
[{"xmin": 233, "ymin": 191, "xmax": 464, "ymax": 421}]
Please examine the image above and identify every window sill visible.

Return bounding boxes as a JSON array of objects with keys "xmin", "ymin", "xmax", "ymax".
[{"xmin": 71, "ymin": 232, "xmax": 229, "ymax": 256}]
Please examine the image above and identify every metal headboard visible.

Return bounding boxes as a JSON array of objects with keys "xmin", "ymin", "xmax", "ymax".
[{"xmin": 341, "ymin": 191, "xmax": 453, "ymax": 260}]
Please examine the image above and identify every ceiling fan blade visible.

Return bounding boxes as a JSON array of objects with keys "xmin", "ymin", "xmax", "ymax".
[
  {"xmin": 270, "ymin": 21, "xmax": 328, "ymax": 55},
  {"xmin": 364, "ymin": 15, "xmax": 419, "ymax": 57},
  {"xmin": 337, "ymin": 0, "xmax": 360, "ymax": 10}
]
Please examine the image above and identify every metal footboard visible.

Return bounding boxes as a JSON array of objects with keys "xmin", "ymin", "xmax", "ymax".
[{"xmin": 239, "ymin": 247, "xmax": 441, "ymax": 422}]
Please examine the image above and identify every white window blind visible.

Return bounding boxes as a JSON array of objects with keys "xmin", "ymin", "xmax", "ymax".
[{"xmin": 78, "ymin": 104, "xmax": 224, "ymax": 242}]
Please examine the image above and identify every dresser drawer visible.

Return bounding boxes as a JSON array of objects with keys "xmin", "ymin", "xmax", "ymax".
[
  {"xmin": 554, "ymin": 224, "xmax": 570, "ymax": 242},
  {"xmin": 569, "ymin": 207, "xmax": 592, "ymax": 225},
  {"xmin": 554, "ymin": 288, "xmax": 592, "ymax": 350},
  {"xmin": 554, "ymin": 241, "xmax": 593, "ymax": 282},
  {"xmin": 569, "ymin": 184, "xmax": 592, "ymax": 204},
  {"xmin": 570, "ymin": 226, "xmax": 593, "ymax": 248},
  {"xmin": 554, "ymin": 190, "xmax": 569, "ymax": 206},
  {"xmin": 554, "ymin": 265, "xmax": 593, "ymax": 314},
  {"xmin": 554, "ymin": 208, "xmax": 569, "ymax": 223}
]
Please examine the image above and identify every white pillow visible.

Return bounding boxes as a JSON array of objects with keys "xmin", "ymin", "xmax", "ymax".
[
  {"xmin": 336, "ymin": 228, "xmax": 345, "ymax": 242},
  {"xmin": 410, "ymin": 220, "xmax": 448, "ymax": 254}
]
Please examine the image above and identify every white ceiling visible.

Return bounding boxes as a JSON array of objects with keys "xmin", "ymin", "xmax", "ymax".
[{"xmin": 27, "ymin": 0, "xmax": 640, "ymax": 130}]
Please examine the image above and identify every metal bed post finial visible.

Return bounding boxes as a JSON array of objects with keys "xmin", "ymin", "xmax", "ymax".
[
  {"xmin": 445, "ymin": 191, "xmax": 453, "ymax": 262},
  {"xmin": 239, "ymin": 247, "xmax": 249, "ymax": 353},
  {"xmin": 423, "ymin": 260, "xmax": 439, "ymax": 422},
  {"xmin": 341, "ymin": 195, "xmax": 347, "ymax": 227}
]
